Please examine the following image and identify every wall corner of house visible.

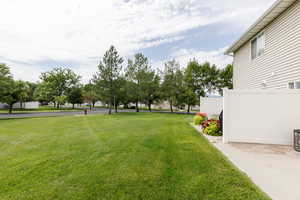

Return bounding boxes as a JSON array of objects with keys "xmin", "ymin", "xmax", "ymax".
[{"xmin": 222, "ymin": 89, "xmax": 230, "ymax": 143}]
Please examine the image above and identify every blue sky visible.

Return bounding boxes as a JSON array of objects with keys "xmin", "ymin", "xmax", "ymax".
[{"xmin": 0, "ymin": 0, "xmax": 276, "ymax": 82}]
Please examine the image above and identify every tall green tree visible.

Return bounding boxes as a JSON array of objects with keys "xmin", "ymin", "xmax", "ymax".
[
  {"xmin": 24, "ymin": 82, "xmax": 38, "ymax": 102},
  {"xmin": 68, "ymin": 87, "xmax": 84, "ymax": 109},
  {"xmin": 93, "ymin": 46, "xmax": 123, "ymax": 114},
  {"xmin": 161, "ymin": 60, "xmax": 180, "ymax": 113},
  {"xmin": 34, "ymin": 82, "xmax": 56, "ymax": 104},
  {"xmin": 140, "ymin": 71, "xmax": 161, "ymax": 112},
  {"xmin": 0, "ymin": 64, "xmax": 13, "ymax": 98},
  {"xmin": 0, "ymin": 64, "xmax": 29, "ymax": 113},
  {"xmin": 185, "ymin": 60, "xmax": 205, "ymax": 98},
  {"xmin": 126, "ymin": 53, "xmax": 151, "ymax": 112},
  {"xmin": 39, "ymin": 67, "xmax": 81, "ymax": 108},
  {"xmin": 217, "ymin": 64, "xmax": 233, "ymax": 95},
  {"xmin": 1, "ymin": 80, "xmax": 28, "ymax": 114},
  {"xmin": 202, "ymin": 62, "xmax": 220, "ymax": 94},
  {"xmin": 83, "ymin": 82, "xmax": 99, "ymax": 110},
  {"xmin": 184, "ymin": 61, "xmax": 203, "ymax": 112}
]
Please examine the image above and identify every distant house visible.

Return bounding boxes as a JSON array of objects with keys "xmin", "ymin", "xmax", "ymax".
[
  {"xmin": 225, "ymin": 0, "xmax": 300, "ymax": 89},
  {"xmin": 0, "ymin": 102, "xmax": 39, "ymax": 109}
]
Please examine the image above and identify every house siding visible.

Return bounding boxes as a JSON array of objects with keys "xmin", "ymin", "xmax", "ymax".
[{"xmin": 233, "ymin": 0, "xmax": 300, "ymax": 89}]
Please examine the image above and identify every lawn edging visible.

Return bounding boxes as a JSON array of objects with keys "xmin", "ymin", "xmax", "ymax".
[{"xmin": 190, "ymin": 123, "xmax": 222, "ymax": 144}]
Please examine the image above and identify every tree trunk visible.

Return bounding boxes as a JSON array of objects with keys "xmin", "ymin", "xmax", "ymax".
[
  {"xmin": 115, "ymin": 104, "xmax": 118, "ymax": 113},
  {"xmin": 72, "ymin": 104, "xmax": 75, "ymax": 109},
  {"xmin": 93, "ymin": 102, "xmax": 95, "ymax": 108},
  {"xmin": 136, "ymin": 101, "xmax": 139, "ymax": 112},
  {"xmin": 187, "ymin": 104, "xmax": 191, "ymax": 113},
  {"xmin": 20, "ymin": 102, "xmax": 22, "ymax": 109},
  {"xmin": 57, "ymin": 103, "xmax": 60, "ymax": 109},
  {"xmin": 170, "ymin": 100, "xmax": 173, "ymax": 113},
  {"xmin": 9, "ymin": 104, "xmax": 13, "ymax": 114},
  {"xmin": 148, "ymin": 103, "xmax": 152, "ymax": 112},
  {"xmin": 53, "ymin": 101, "xmax": 56, "ymax": 108},
  {"xmin": 89, "ymin": 103, "xmax": 92, "ymax": 110},
  {"xmin": 109, "ymin": 97, "xmax": 112, "ymax": 115}
]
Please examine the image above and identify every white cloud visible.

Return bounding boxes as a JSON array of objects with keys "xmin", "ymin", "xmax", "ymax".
[
  {"xmin": 0, "ymin": 0, "xmax": 276, "ymax": 82},
  {"xmin": 153, "ymin": 47, "xmax": 233, "ymax": 71}
]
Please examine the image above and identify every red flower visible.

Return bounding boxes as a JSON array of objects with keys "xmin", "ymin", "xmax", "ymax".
[{"xmin": 196, "ymin": 112, "xmax": 207, "ymax": 117}]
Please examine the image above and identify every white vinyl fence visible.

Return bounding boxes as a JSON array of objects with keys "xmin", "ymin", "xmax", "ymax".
[
  {"xmin": 223, "ymin": 89, "xmax": 300, "ymax": 145},
  {"xmin": 0, "ymin": 102, "xmax": 39, "ymax": 109},
  {"xmin": 200, "ymin": 97, "xmax": 223, "ymax": 116}
]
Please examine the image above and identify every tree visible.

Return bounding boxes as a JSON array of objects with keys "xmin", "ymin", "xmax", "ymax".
[
  {"xmin": 83, "ymin": 83, "xmax": 99, "ymax": 110},
  {"xmin": 0, "ymin": 63, "xmax": 12, "ymax": 98},
  {"xmin": 183, "ymin": 61, "xmax": 204, "ymax": 112},
  {"xmin": 93, "ymin": 46, "xmax": 123, "ymax": 114},
  {"xmin": 18, "ymin": 81, "xmax": 29, "ymax": 109},
  {"xmin": 54, "ymin": 95, "xmax": 67, "ymax": 107},
  {"xmin": 202, "ymin": 62, "xmax": 220, "ymax": 94},
  {"xmin": 141, "ymin": 72, "xmax": 161, "ymax": 112},
  {"xmin": 1, "ymin": 80, "xmax": 27, "ymax": 114},
  {"xmin": 0, "ymin": 64, "xmax": 28, "ymax": 113},
  {"xmin": 185, "ymin": 60, "xmax": 205, "ymax": 98},
  {"xmin": 34, "ymin": 82, "xmax": 56, "ymax": 104},
  {"xmin": 39, "ymin": 67, "xmax": 81, "ymax": 108},
  {"xmin": 126, "ymin": 53, "xmax": 151, "ymax": 112},
  {"xmin": 161, "ymin": 60, "xmax": 180, "ymax": 112},
  {"xmin": 217, "ymin": 64, "xmax": 233, "ymax": 95},
  {"xmin": 25, "ymin": 82, "xmax": 38, "ymax": 102},
  {"xmin": 68, "ymin": 87, "xmax": 83, "ymax": 109}
]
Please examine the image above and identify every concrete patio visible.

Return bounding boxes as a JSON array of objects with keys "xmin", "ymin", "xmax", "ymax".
[{"xmin": 192, "ymin": 125, "xmax": 300, "ymax": 200}]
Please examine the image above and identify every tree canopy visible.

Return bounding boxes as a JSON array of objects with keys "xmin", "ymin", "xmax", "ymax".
[{"xmin": 0, "ymin": 47, "xmax": 233, "ymax": 114}]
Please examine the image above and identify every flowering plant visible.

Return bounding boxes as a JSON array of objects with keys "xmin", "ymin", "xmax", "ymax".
[
  {"xmin": 201, "ymin": 119, "xmax": 222, "ymax": 136},
  {"xmin": 194, "ymin": 116, "xmax": 206, "ymax": 125}
]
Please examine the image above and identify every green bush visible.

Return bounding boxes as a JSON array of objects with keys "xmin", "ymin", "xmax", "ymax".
[
  {"xmin": 203, "ymin": 121, "xmax": 221, "ymax": 136},
  {"xmin": 193, "ymin": 115, "xmax": 205, "ymax": 125}
]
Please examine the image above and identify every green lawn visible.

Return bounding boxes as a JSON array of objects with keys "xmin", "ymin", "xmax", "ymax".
[{"xmin": 0, "ymin": 113, "xmax": 270, "ymax": 200}]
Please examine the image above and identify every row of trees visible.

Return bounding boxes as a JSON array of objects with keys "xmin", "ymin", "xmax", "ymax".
[
  {"xmin": 93, "ymin": 46, "xmax": 232, "ymax": 114},
  {"xmin": 0, "ymin": 64, "xmax": 97, "ymax": 113},
  {"xmin": 0, "ymin": 64, "xmax": 38, "ymax": 113},
  {"xmin": 0, "ymin": 46, "xmax": 232, "ymax": 114}
]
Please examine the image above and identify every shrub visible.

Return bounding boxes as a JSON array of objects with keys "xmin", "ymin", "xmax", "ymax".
[
  {"xmin": 201, "ymin": 119, "xmax": 222, "ymax": 136},
  {"xmin": 193, "ymin": 115, "xmax": 206, "ymax": 125},
  {"xmin": 196, "ymin": 112, "xmax": 207, "ymax": 118}
]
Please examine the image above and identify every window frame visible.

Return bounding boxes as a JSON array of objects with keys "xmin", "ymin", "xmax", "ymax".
[
  {"xmin": 250, "ymin": 32, "xmax": 265, "ymax": 60},
  {"xmin": 287, "ymin": 81, "xmax": 300, "ymax": 89}
]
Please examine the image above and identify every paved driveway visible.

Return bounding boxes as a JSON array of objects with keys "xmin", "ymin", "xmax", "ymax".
[{"xmin": 192, "ymin": 124, "xmax": 300, "ymax": 200}]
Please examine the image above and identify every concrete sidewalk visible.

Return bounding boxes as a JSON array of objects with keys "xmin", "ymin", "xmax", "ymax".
[{"xmin": 192, "ymin": 125, "xmax": 300, "ymax": 200}]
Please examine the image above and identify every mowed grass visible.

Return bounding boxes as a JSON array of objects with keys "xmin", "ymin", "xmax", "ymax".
[{"xmin": 0, "ymin": 113, "xmax": 270, "ymax": 200}]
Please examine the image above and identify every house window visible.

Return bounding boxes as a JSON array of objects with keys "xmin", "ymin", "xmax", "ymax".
[
  {"xmin": 251, "ymin": 32, "xmax": 265, "ymax": 59},
  {"xmin": 288, "ymin": 82, "xmax": 295, "ymax": 89},
  {"xmin": 288, "ymin": 81, "xmax": 300, "ymax": 89}
]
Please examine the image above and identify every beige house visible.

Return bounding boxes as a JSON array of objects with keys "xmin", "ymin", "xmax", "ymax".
[
  {"xmin": 222, "ymin": 0, "xmax": 300, "ymax": 146},
  {"xmin": 225, "ymin": 0, "xmax": 300, "ymax": 90}
]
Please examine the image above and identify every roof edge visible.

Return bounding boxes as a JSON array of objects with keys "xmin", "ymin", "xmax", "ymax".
[{"xmin": 225, "ymin": 0, "xmax": 297, "ymax": 55}]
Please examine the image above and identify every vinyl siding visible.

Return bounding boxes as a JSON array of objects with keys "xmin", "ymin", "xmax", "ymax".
[{"xmin": 233, "ymin": 0, "xmax": 300, "ymax": 89}]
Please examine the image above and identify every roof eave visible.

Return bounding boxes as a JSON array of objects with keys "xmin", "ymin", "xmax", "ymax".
[{"xmin": 225, "ymin": 0, "xmax": 297, "ymax": 55}]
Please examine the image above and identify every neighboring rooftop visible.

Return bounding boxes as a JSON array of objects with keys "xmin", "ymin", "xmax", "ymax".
[{"xmin": 225, "ymin": 0, "xmax": 297, "ymax": 55}]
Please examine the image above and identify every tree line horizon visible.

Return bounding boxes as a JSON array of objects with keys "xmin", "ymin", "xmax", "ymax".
[{"xmin": 0, "ymin": 45, "xmax": 233, "ymax": 114}]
